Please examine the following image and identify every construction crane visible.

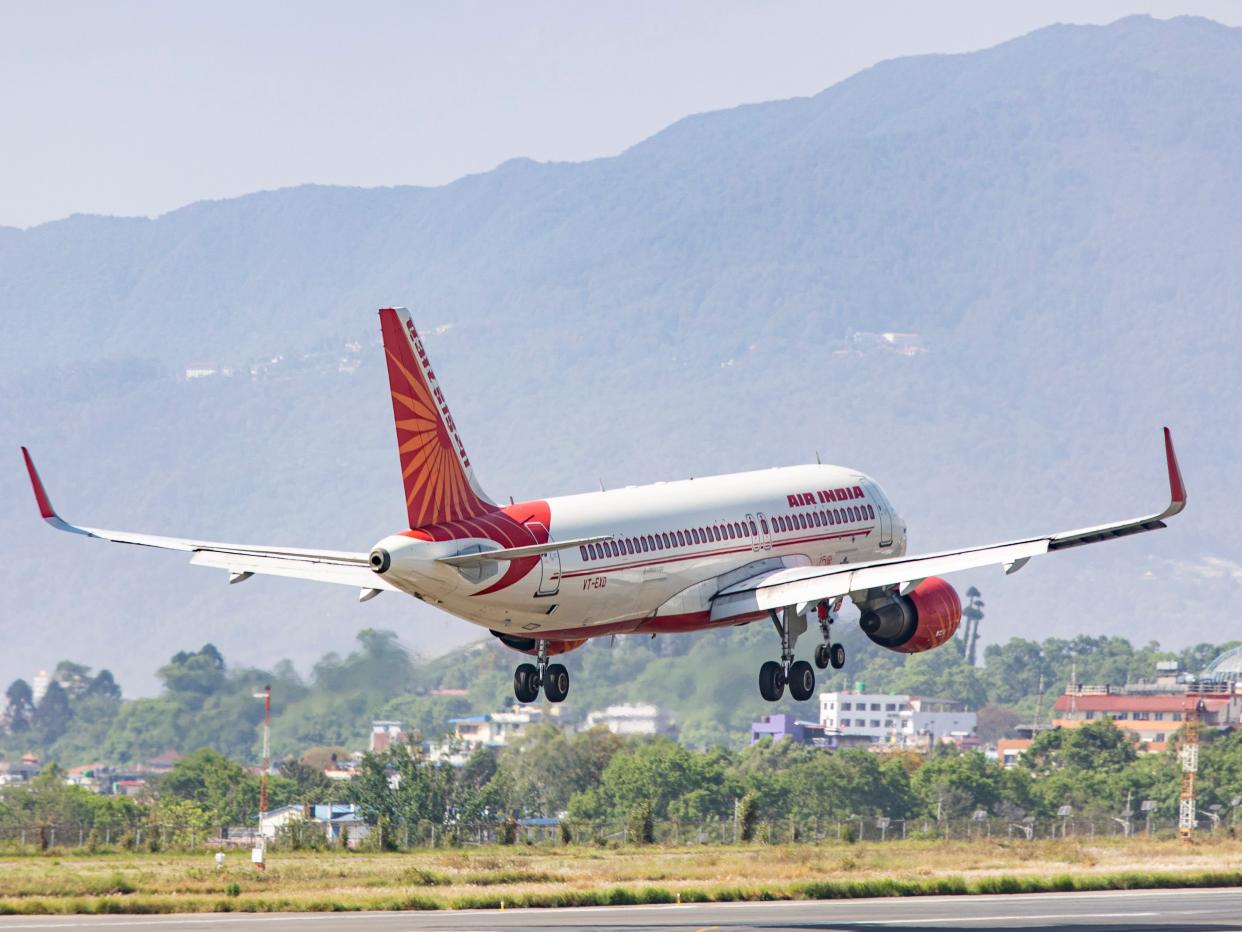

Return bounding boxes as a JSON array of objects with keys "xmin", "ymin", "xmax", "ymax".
[{"xmin": 1178, "ymin": 696, "xmax": 1207, "ymax": 843}]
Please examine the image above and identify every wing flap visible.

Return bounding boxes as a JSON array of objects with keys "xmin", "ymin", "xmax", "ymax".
[{"xmin": 191, "ymin": 551, "xmax": 397, "ymax": 589}]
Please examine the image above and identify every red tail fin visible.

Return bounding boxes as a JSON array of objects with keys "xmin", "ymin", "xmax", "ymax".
[{"xmin": 379, "ymin": 307, "xmax": 496, "ymax": 527}]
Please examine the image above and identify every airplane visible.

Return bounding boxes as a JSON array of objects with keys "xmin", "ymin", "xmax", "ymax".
[{"xmin": 22, "ymin": 306, "xmax": 1187, "ymax": 705}]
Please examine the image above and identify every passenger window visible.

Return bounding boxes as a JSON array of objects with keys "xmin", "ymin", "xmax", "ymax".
[
  {"xmin": 579, "ymin": 545, "xmax": 588, "ymax": 560},
  {"xmin": 811, "ymin": 511, "xmax": 821, "ymax": 527},
  {"xmin": 799, "ymin": 513, "xmax": 808, "ymax": 529},
  {"xmin": 713, "ymin": 526, "xmax": 721, "ymax": 541},
  {"xmin": 611, "ymin": 541, "xmax": 621, "ymax": 557},
  {"xmin": 640, "ymin": 536, "xmax": 650, "ymax": 553},
  {"xmin": 760, "ymin": 517, "xmax": 769, "ymax": 533},
  {"xmin": 662, "ymin": 532, "xmax": 671, "ymax": 549},
  {"xmin": 625, "ymin": 539, "xmax": 634, "ymax": 555},
  {"xmin": 868, "ymin": 504, "xmax": 875, "ymax": 519},
  {"xmin": 676, "ymin": 530, "xmax": 686, "ymax": 546},
  {"xmin": 588, "ymin": 543, "xmax": 598, "ymax": 559},
  {"xmin": 749, "ymin": 519, "xmax": 758, "ymax": 535}
]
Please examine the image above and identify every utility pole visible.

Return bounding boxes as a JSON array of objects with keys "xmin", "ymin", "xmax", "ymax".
[
  {"xmin": 1179, "ymin": 696, "xmax": 1205, "ymax": 845},
  {"xmin": 253, "ymin": 684, "xmax": 271, "ymax": 869},
  {"xmin": 1034, "ymin": 673, "xmax": 1045, "ymax": 730}
]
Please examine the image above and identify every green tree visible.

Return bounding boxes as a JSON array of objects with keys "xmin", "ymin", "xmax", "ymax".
[
  {"xmin": 158, "ymin": 644, "xmax": 227, "ymax": 704},
  {"xmin": 32, "ymin": 681, "xmax": 73, "ymax": 742},
  {"xmin": 961, "ymin": 587, "xmax": 984, "ymax": 666},
  {"xmin": 158, "ymin": 748, "xmax": 260, "ymax": 826},
  {"xmin": 4, "ymin": 678, "xmax": 34, "ymax": 734},
  {"xmin": 910, "ymin": 747, "xmax": 1002, "ymax": 821}
]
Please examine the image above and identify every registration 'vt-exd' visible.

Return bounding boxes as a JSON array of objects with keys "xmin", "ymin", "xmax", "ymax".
[{"xmin": 22, "ymin": 307, "xmax": 1187, "ymax": 704}]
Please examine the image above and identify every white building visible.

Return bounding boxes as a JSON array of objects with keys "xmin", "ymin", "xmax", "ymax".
[
  {"xmin": 427, "ymin": 704, "xmax": 568, "ymax": 765},
  {"xmin": 819, "ymin": 690, "xmax": 906, "ymax": 742},
  {"xmin": 904, "ymin": 696, "xmax": 977, "ymax": 743},
  {"xmin": 31, "ymin": 670, "xmax": 51, "ymax": 704},
  {"xmin": 369, "ymin": 720, "xmax": 406, "ymax": 752},
  {"xmin": 584, "ymin": 703, "xmax": 674, "ymax": 737},
  {"xmin": 819, "ymin": 691, "xmax": 975, "ymax": 746}
]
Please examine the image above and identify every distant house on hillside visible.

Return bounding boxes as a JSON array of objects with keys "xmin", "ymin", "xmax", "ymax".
[
  {"xmin": 369, "ymin": 720, "xmax": 406, "ymax": 752},
  {"xmin": 584, "ymin": 703, "xmax": 674, "ymax": 737},
  {"xmin": 260, "ymin": 804, "xmax": 368, "ymax": 846}
]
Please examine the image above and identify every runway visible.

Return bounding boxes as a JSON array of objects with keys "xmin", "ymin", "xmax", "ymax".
[{"xmin": 2, "ymin": 887, "xmax": 1241, "ymax": 931}]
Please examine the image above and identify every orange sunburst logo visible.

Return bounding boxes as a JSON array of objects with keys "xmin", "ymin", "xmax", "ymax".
[{"xmin": 380, "ymin": 308, "xmax": 494, "ymax": 528}]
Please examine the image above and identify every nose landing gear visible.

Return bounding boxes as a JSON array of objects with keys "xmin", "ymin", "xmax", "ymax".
[
  {"xmin": 813, "ymin": 600, "xmax": 846, "ymax": 670},
  {"xmin": 512, "ymin": 640, "xmax": 571, "ymax": 704}
]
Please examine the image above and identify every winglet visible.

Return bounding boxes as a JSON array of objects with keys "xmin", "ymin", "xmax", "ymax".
[
  {"xmin": 1162, "ymin": 427, "xmax": 1187, "ymax": 518},
  {"xmin": 21, "ymin": 447, "xmax": 58, "ymax": 520}
]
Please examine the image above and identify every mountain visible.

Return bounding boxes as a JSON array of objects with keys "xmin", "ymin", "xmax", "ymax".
[{"xmin": 3, "ymin": 15, "xmax": 1240, "ymax": 695}]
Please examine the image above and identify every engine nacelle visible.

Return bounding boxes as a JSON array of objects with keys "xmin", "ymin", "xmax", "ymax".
[
  {"xmin": 489, "ymin": 630, "xmax": 586, "ymax": 657},
  {"xmin": 858, "ymin": 577, "xmax": 962, "ymax": 654}
]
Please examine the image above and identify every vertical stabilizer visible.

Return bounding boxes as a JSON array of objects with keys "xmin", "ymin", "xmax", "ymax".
[{"xmin": 378, "ymin": 307, "xmax": 497, "ymax": 527}]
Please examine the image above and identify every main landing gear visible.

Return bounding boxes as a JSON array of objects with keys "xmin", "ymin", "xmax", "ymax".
[
  {"xmin": 813, "ymin": 600, "xmax": 846, "ymax": 671},
  {"xmin": 513, "ymin": 640, "xmax": 569, "ymax": 704},
  {"xmin": 759, "ymin": 606, "xmax": 817, "ymax": 703},
  {"xmin": 759, "ymin": 601, "xmax": 846, "ymax": 702}
]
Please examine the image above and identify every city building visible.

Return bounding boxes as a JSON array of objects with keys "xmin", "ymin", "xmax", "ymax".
[
  {"xmin": 426, "ymin": 703, "xmax": 569, "ymax": 765},
  {"xmin": 1053, "ymin": 682, "xmax": 1242, "ymax": 751},
  {"xmin": 369, "ymin": 720, "xmax": 406, "ymax": 752},
  {"xmin": 259, "ymin": 804, "xmax": 369, "ymax": 845},
  {"xmin": 584, "ymin": 703, "xmax": 675, "ymax": 737},
  {"xmin": 750, "ymin": 714, "xmax": 829, "ymax": 746},
  {"xmin": 819, "ymin": 690, "xmax": 976, "ymax": 746}
]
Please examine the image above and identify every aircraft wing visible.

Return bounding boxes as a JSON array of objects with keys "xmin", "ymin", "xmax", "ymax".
[
  {"xmin": 711, "ymin": 428, "xmax": 1185, "ymax": 619},
  {"xmin": 21, "ymin": 448, "xmax": 395, "ymax": 597}
]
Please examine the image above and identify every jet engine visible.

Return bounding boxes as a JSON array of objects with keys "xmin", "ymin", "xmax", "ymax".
[{"xmin": 857, "ymin": 577, "xmax": 962, "ymax": 654}]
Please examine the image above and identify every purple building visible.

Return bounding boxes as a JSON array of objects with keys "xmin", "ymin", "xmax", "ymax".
[{"xmin": 750, "ymin": 714, "xmax": 831, "ymax": 747}]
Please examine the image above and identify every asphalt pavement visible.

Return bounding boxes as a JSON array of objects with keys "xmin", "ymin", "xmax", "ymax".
[{"xmin": 2, "ymin": 887, "xmax": 1241, "ymax": 930}]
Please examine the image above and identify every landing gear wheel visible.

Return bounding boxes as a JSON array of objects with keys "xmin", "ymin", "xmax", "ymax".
[
  {"xmin": 814, "ymin": 643, "xmax": 831, "ymax": 670},
  {"xmin": 514, "ymin": 663, "xmax": 540, "ymax": 703},
  {"xmin": 759, "ymin": 660, "xmax": 785, "ymax": 702},
  {"xmin": 829, "ymin": 643, "xmax": 846, "ymax": 670},
  {"xmin": 789, "ymin": 660, "xmax": 815, "ymax": 701},
  {"xmin": 543, "ymin": 663, "xmax": 570, "ymax": 703}
]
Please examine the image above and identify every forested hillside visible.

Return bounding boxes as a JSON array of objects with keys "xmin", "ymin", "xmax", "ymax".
[
  {"xmin": 3, "ymin": 15, "xmax": 1240, "ymax": 691},
  {"xmin": 3, "ymin": 620, "xmax": 1235, "ymax": 766}
]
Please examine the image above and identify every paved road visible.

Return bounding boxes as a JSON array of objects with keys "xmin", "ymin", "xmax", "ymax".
[{"xmin": 2, "ymin": 888, "xmax": 1241, "ymax": 930}]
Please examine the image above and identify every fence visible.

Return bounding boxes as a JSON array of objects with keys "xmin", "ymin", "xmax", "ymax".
[{"xmin": 0, "ymin": 815, "xmax": 1236, "ymax": 851}]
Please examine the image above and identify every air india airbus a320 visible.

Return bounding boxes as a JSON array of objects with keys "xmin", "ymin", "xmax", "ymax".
[{"xmin": 22, "ymin": 307, "xmax": 1187, "ymax": 705}]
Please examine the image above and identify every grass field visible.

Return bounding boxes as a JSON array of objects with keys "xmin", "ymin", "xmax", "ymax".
[{"xmin": 3, "ymin": 838, "xmax": 1242, "ymax": 914}]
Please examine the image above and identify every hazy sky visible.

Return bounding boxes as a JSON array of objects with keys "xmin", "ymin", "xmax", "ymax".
[{"xmin": 2, "ymin": 1, "xmax": 1239, "ymax": 228}]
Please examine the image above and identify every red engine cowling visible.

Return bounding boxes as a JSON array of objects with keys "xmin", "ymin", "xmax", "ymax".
[
  {"xmin": 858, "ymin": 577, "xmax": 962, "ymax": 654},
  {"xmin": 489, "ymin": 630, "xmax": 585, "ymax": 656}
]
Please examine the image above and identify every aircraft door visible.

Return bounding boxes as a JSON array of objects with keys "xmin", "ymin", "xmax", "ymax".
[
  {"xmin": 526, "ymin": 522, "xmax": 561, "ymax": 597},
  {"xmin": 863, "ymin": 482, "xmax": 894, "ymax": 547},
  {"xmin": 746, "ymin": 513, "xmax": 760, "ymax": 551},
  {"xmin": 755, "ymin": 512, "xmax": 773, "ymax": 550}
]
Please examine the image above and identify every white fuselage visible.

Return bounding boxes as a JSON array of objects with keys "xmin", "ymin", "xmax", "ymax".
[{"xmin": 373, "ymin": 464, "xmax": 907, "ymax": 640}]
